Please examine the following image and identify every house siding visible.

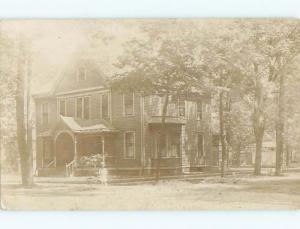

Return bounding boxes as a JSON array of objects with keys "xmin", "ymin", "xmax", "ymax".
[{"xmin": 110, "ymin": 89, "xmax": 142, "ymax": 168}]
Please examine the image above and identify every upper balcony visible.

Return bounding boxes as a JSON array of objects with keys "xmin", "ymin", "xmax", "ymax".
[{"xmin": 145, "ymin": 95, "xmax": 187, "ymax": 125}]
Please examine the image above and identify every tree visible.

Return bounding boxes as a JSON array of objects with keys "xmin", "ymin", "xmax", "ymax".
[
  {"xmin": 197, "ymin": 23, "xmax": 243, "ymax": 176},
  {"xmin": 229, "ymin": 99, "xmax": 254, "ymax": 167},
  {"xmin": 0, "ymin": 24, "xmax": 19, "ymax": 174},
  {"xmin": 264, "ymin": 21, "xmax": 300, "ymax": 175},
  {"xmin": 110, "ymin": 22, "xmax": 201, "ymax": 181},
  {"xmin": 238, "ymin": 20, "xmax": 300, "ymax": 175},
  {"xmin": 15, "ymin": 36, "xmax": 34, "ymax": 187},
  {"xmin": 235, "ymin": 21, "xmax": 280, "ymax": 175}
]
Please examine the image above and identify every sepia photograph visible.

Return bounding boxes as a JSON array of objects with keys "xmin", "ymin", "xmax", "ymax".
[{"xmin": 0, "ymin": 19, "xmax": 300, "ymax": 210}]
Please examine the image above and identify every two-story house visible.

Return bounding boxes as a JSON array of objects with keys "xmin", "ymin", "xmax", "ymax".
[{"xmin": 33, "ymin": 58, "xmax": 219, "ymax": 176}]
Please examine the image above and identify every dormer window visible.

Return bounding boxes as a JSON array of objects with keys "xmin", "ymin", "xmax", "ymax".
[{"xmin": 77, "ymin": 67, "xmax": 86, "ymax": 81}]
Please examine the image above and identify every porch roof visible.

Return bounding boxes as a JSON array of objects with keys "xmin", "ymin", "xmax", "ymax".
[{"xmin": 60, "ymin": 116, "xmax": 117, "ymax": 134}]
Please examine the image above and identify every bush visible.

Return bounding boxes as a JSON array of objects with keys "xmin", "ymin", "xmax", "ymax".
[{"xmin": 77, "ymin": 154, "xmax": 104, "ymax": 168}]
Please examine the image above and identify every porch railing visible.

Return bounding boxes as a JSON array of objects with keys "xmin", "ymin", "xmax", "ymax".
[
  {"xmin": 66, "ymin": 160, "xmax": 76, "ymax": 177},
  {"xmin": 46, "ymin": 157, "xmax": 56, "ymax": 168}
]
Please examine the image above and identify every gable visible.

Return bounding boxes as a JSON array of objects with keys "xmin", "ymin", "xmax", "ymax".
[{"xmin": 54, "ymin": 58, "xmax": 107, "ymax": 94}]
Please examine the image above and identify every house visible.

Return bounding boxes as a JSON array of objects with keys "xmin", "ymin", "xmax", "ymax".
[{"xmin": 33, "ymin": 58, "xmax": 219, "ymax": 176}]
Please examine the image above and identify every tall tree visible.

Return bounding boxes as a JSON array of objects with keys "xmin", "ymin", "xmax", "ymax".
[
  {"xmin": 239, "ymin": 20, "xmax": 300, "ymax": 175},
  {"xmin": 236, "ymin": 21, "xmax": 280, "ymax": 175},
  {"xmin": 198, "ymin": 23, "xmax": 242, "ymax": 176},
  {"xmin": 15, "ymin": 36, "xmax": 33, "ymax": 187},
  {"xmin": 265, "ymin": 21, "xmax": 300, "ymax": 175}
]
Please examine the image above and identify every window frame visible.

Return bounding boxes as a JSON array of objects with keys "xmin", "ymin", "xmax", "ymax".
[
  {"xmin": 75, "ymin": 97, "xmax": 83, "ymax": 119},
  {"xmin": 123, "ymin": 131, "xmax": 136, "ymax": 159},
  {"xmin": 83, "ymin": 96, "xmax": 91, "ymax": 120},
  {"xmin": 41, "ymin": 102, "xmax": 49, "ymax": 126},
  {"xmin": 75, "ymin": 96, "xmax": 91, "ymax": 119},
  {"xmin": 150, "ymin": 95, "xmax": 162, "ymax": 116},
  {"xmin": 123, "ymin": 92, "xmax": 135, "ymax": 117},
  {"xmin": 154, "ymin": 132, "xmax": 181, "ymax": 159},
  {"xmin": 178, "ymin": 99, "xmax": 186, "ymax": 117},
  {"xmin": 58, "ymin": 98, "xmax": 67, "ymax": 117},
  {"xmin": 100, "ymin": 93, "xmax": 110, "ymax": 120},
  {"xmin": 197, "ymin": 133, "xmax": 205, "ymax": 158},
  {"xmin": 196, "ymin": 100, "xmax": 203, "ymax": 120},
  {"xmin": 155, "ymin": 132, "xmax": 168, "ymax": 158},
  {"xmin": 167, "ymin": 132, "xmax": 181, "ymax": 158}
]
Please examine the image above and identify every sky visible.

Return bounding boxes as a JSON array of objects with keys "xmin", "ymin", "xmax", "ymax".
[
  {"xmin": 1, "ymin": 19, "xmax": 298, "ymax": 94},
  {"xmin": 1, "ymin": 19, "xmax": 144, "ymax": 93}
]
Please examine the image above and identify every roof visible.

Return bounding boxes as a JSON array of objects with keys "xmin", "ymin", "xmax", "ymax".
[
  {"xmin": 39, "ymin": 116, "xmax": 117, "ymax": 136},
  {"xmin": 60, "ymin": 116, "xmax": 117, "ymax": 134},
  {"xmin": 33, "ymin": 56, "xmax": 107, "ymax": 99}
]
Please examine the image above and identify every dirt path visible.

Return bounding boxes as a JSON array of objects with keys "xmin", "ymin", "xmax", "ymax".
[{"xmin": 1, "ymin": 173, "xmax": 300, "ymax": 210}]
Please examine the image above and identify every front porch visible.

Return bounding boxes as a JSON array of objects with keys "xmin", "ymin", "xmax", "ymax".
[{"xmin": 38, "ymin": 116, "xmax": 118, "ymax": 176}]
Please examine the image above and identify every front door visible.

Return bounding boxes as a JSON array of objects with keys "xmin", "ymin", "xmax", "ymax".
[{"xmin": 55, "ymin": 133, "xmax": 74, "ymax": 167}]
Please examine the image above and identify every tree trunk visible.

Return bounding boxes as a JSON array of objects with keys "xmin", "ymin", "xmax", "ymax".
[
  {"xmin": 275, "ymin": 74, "xmax": 285, "ymax": 176},
  {"xmin": 225, "ymin": 96, "xmax": 231, "ymax": 169},
  {"xmin": 219, "ymin": 91, "xmax": 226, "ymax": 177},
  {"xmin": 254, "ymin": 129, "xmax": 263, "ymax": 175},
  {"xmin": 235, "ymin": 141, "xmax": 241, "ymax": 167},
  {"xmin": 26, "ymin": 50, "xmax": 33, "ymax": 183},
  {"xmin": 16, "ymin": 38, "xmax": 33, "ymax": 187},
  {"xmin": 286, "ymin": 143, "xmax": 290, "ymax": 167},
  {"xmin": 155, "ymin": 94, "xmax": 169, "ymax": 182},
  {"xmin": 253, "ymin": 78, "xmax": 264, "ymax": 176}
]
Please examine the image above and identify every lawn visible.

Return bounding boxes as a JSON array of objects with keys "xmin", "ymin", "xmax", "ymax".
[{"xmin": 1, "ymin": 173, "xmax": 300, "ymax": 210}]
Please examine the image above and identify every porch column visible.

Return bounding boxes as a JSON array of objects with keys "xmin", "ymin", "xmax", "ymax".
[
  {"xmin": 74, "ymin": 135, "xmax": 78, "ymax": 166},
  {"xmin": 101, "ymin": 135, "xmax": 105, "ymax": 164}
]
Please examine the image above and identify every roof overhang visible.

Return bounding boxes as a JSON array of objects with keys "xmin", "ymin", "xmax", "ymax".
[
  {"xmin": 38, "ymin": 116, "xmax": 118, "ymax": 137},
  {"xmin": 147, "ymin": 116, "xmax": 186, "ymax": 125},
  {"xmin": 60, "ymin": 116, "xmax": 118, "ymax": 134}
]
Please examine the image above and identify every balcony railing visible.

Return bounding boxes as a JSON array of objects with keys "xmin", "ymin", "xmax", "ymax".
[{"xmin": 147, "ymin": 96, "xmax": 186, "ymax": 118}]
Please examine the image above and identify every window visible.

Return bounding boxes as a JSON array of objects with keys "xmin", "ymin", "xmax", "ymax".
[
  {"xmin": 42, "ymin": 139, "xmax": 52, "ymax": 164},
  {"xmin": 168, "ymin": 133, "xmax": 181, "ymax": 157},
  {"xmin": 76, "ymin": 96, "xmax": 90, "ymax": 119},
  {"xmin": 101, "ymin": 93, "xmax": 109, "ymax": 119},
  {"xmin": 76, "ymin": 97, "xmax": 83, "ymax": 118},
  {"xmin": 155, "ymin": 132, "xmax": 180, "ymax": 158},
  {"xmin": 178, "ymin": 100, "xmax": 185, "ymax": 117},
  {"xmin": 157, "ymin": 133, "xmax": 167, "ymax": 158},
  {"xmin": 83, "ymin": 97, "xmax": 90, "ymax": 119},
  {"xmin": 78, "ymin": 67, "xmax": 86, "ymax": 81},
  {"xmin": 167, "ymin": 98, "xmax": 177, "ymax": 116},
  {"xmin": 212, "ymin": 135, "xmax": 220, "ymax": 147},
  {"xmin": 41, "ymin": 103, "xmax": 49, "ymax": 125},
  {"xmin": 196, "ymin": 100, "xmax": 203, "ymax": 120},
  {"xmin": 123, "ymin": 93, "xmax": 134, "ymax": 116},
  {"xmin": 59, "ymin": 99, "xmax": 66, "ymax": 116},
  {"xmin": 150, "ymin": 96, "xmax": 162, "ymax": 116},
  {"xmin": 124, "ymin": 132, "xmax": 135, "ymax": 158},
  {"xmin": 197, "ymin": 134, "xmax": 204, "ymax": 157}
]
